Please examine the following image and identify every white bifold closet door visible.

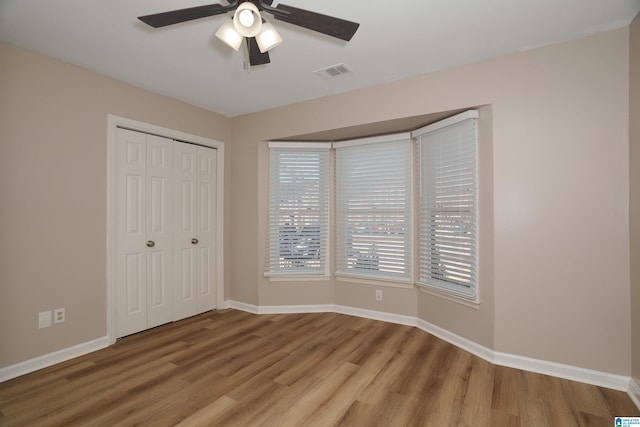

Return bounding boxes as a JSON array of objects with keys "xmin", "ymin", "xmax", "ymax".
[
  {"xmin": 115, "ymin": 128, "xmax": 216, "ymax": 338},
  {"xmin": 173, "ymin": 142, "xmax": 217, "ymax": 320}
]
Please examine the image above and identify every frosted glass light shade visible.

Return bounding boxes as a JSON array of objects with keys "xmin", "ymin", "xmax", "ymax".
[
  {"xmin": 215, "ymin": 20, "xmax": 243, "ymax": 51},
  {"xmin": 238, "ymin": 9, "xmax": 254, "ymax": 27},
  {"xmin": 233, "ymin": 2, "xmax": 262, "ymax": 37},
  {"xmin": 255, "ymin": 21, "xmax": 283, "ymax": 53}
]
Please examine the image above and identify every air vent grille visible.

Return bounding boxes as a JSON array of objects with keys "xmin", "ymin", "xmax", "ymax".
[{"xmin": 314, "ymin": 63, "xmax": 353, "ymax": 79}]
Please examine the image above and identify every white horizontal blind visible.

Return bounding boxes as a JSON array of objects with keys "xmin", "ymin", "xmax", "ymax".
[
  {"xmin": 416, "ymin": 117, "xmax": 478, "ymax": 299},
  {"xmin": 267, "ymin": 146, "xmax": 330, "ymax": 275},
  {"xmin": 335, "ymin": 137, "xmax": 412, "ymax": 281}
]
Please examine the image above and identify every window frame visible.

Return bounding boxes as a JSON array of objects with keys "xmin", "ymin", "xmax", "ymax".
[
  {"xmin": 334, "ymin": 133, "xmax": 414, "ymax": 284},
  {"xmin": 265, "ymin": 142, "xmax": 331, "ymax": 279},
  {"xmin": 412, "ymin": 110, "xmax": 480, "ymax": 303}
]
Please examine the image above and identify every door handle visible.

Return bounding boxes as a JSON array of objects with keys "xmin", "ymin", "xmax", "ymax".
[
  {"xmin": 191, "ymin": 238, "xmax": 199, "ymax": 245},
  {"xmin": 146, "ymin": 240, "xmax": 155, "ymax": 248}
]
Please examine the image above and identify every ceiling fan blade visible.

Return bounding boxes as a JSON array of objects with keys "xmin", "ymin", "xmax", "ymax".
[
  {"xmin": 248, "ymin": 37, "xmax": 271, "ymax": 66},
  {"xmin": 138, "ymin": 3, "xmax": 231, "ymax": 28},
  {"xmin": 273, "ymin": 4, "xmax": 359, "ymax": 41}
]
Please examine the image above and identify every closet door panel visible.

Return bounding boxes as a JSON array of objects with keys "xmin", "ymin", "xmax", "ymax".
[
  {"xmin": 145, "ymin": 135, "xmax": 173, "ymax": 328},
  {"xmin": 173, "ymin": 143, "xmax": 198, "ymax": 320},
  {"xmin": 116, "ymin": 129, "xmax": 148, "ymax": 337},
  {"xmin": 196, "ymin": 146, "xmax": 217, "ymax": 313},
  {"xmin": 124, "ymin": 253, "xmax": 144, "ymax": 316}
]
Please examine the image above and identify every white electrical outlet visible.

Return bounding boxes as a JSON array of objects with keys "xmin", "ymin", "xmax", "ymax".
[
  {"xmin": 54, "ymin": 308, "xmax": 65, "ymax": 324},
  {"xmin": 38, "ymin": 311, "xmax": 52, "ymax": 328},
  {"xmin": 375, "ymin": 289, "xmax": 382, "ymax": 301}
]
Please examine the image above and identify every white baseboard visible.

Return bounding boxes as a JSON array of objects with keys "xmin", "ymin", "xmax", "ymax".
[
  {"xmin": 259, "ymin": 304, "xmax": 335, "ymax": 314},
  {"xmin": 416, "ymin": 317, "xmax": 630, "ymax": 392},
  {"xmin": 224, "ymin": 300, "xmax": 416, "ymax": 326},
  {"xmin": 629, "ymin": 378, "xmax": 640, "ymax": 410},
  {"xmin": 493, "ymin": 351, "xmax": 630, "ymax": 392},
  {"xmin": 225, "ymin": 299, "xmax": 634, "ymax": 395},
  {"xmin": 416, "ymin": 318, "xmax": 494, "ymax": 363},
  {"xmin": 335, "ymin": 305, "xmax": 417, "ymax": 327},
  {"xmin": 224, "ymin": 299, "xmax": 259, "ymax": 313},
  {"xmin": 0, "ymin": 336, "xmax": 110, "ymax": 383},
  {"xmin": 224, "ymin": 300, "xmax": 334, "ymax": 315}
]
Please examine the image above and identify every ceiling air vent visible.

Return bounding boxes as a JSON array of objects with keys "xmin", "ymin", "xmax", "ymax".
[{"xmin": 314, "ymin": 63, "xmax": 353, "ymax": 80}]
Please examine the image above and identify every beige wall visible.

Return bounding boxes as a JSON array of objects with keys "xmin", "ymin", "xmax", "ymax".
[
  {"xmin": 630, "ymin": 12, "xmax": 640, "ymax": 384},
  {"xmin": 0, "ymin": 41, "xmax": 232, "ymax": 368},
  {"xmin": 1, "ymin": 24, "xmax": 635, "ymax": 379},
  {"xmin": 233, "ymin": 28, "xmax": 632, "ymax": 375},
  {"xmin": 491, "ymin": 30, "xmax": 630, "ymax": 373}
]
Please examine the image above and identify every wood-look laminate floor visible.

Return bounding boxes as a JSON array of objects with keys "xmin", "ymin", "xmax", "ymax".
[{"xmin": 0, "ymin": 309, "xmax": 638, "ymax": 426}]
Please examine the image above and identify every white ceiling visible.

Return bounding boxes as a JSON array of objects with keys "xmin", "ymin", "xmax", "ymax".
[{"xmin": 1, "ymin": 0, "xmax": 639, "ymax": 117}]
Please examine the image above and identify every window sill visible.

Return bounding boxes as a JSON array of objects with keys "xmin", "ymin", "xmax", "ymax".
[
  {"xmin": 265, "ymin": 274, "xmax": 331, "ymax": 282},
  {"xmin": 335, "ymin": 273, "xmax": 414, "ymax": 289},
  {"xmin": 417, "ymin": 285, "xmax": 480, "ymax": 309}
]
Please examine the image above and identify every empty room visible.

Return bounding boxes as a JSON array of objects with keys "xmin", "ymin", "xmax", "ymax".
[{"xmin": 1, "ymin": 0, "xmax": 640, "ymax": 425}]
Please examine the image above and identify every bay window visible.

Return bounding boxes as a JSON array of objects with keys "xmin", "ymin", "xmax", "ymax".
[{"xmin": 266, "ymin": 111, "xmax": 479, "ymax": 301}]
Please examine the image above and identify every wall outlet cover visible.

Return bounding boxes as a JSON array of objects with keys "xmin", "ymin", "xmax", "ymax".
[
  {"xmin": 38, "ymin": 311, "xmax": 52, "ymax": 328},
  {"xmin": 54, "ymin": 308, "xmax": 65, "ymax": 324}
]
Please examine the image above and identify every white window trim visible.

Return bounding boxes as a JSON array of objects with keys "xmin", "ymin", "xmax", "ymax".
[
  {"xmin": 265, "ymin": 142, "xmax": 332, "ymax": 278},
  {"xmin": 412, "ymin": 110, "xmax": 480, "ymax": 304},
  {"xmin": 334, "ymin": 133, "xmax": 414, "ymax": 283},
  {"xmin": 332, "ymin": 132, "xmax": 412, "ymax": 148},
  {"xmin": 417, "ymin": 285, "xmax": 481, "ymax": 309},
  {"xmin": 411, "ymin": 110, "xmax": 479, "ymax": 137},
  {"xmin": 335, "ymin": 272, "xmax": 414, "ymax": 288},
  {"xmin": 269, "ymin": 142, "xmax": 331, "ymax": 149},
  {"xmin": 266, "ymin": 274, "xmax": 332, "ymax": 282}
]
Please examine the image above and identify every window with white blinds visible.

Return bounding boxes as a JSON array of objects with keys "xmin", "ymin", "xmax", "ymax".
[
  {"xmin": 335, "ymin": 135, "xmax": 413, "ymax": 282},
  {"xmin": 266, "ymin": 143, "xmax": 330, "ymax": 276},
  {"xmin": 413, "ymin": 112, "xmax": 478, "ymax": 300}
]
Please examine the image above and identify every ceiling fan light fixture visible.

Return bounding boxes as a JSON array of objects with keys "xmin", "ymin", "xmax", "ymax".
[
  {"xmin": 215, "ymin": 20, "xmax": 243, "ymax": 51},
  {"xmin": 238, "ymin": 9, "xmax": 255, "ymax": 27},
  {"xmin": 137, "ymin": 1, "xmax": 361, "ymax": 67},
  {"xmin": 233, "ymin": 2, "xmax": 262, "ymax": 37},
  {"xmin": 256, "ymin": 21, "xmax": 283, "ymax": 53}
]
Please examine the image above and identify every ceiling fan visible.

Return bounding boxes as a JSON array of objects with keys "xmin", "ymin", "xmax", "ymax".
[{"xmin": 138, "ymin": 0, "xmax": 360, "ymax": 66}]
